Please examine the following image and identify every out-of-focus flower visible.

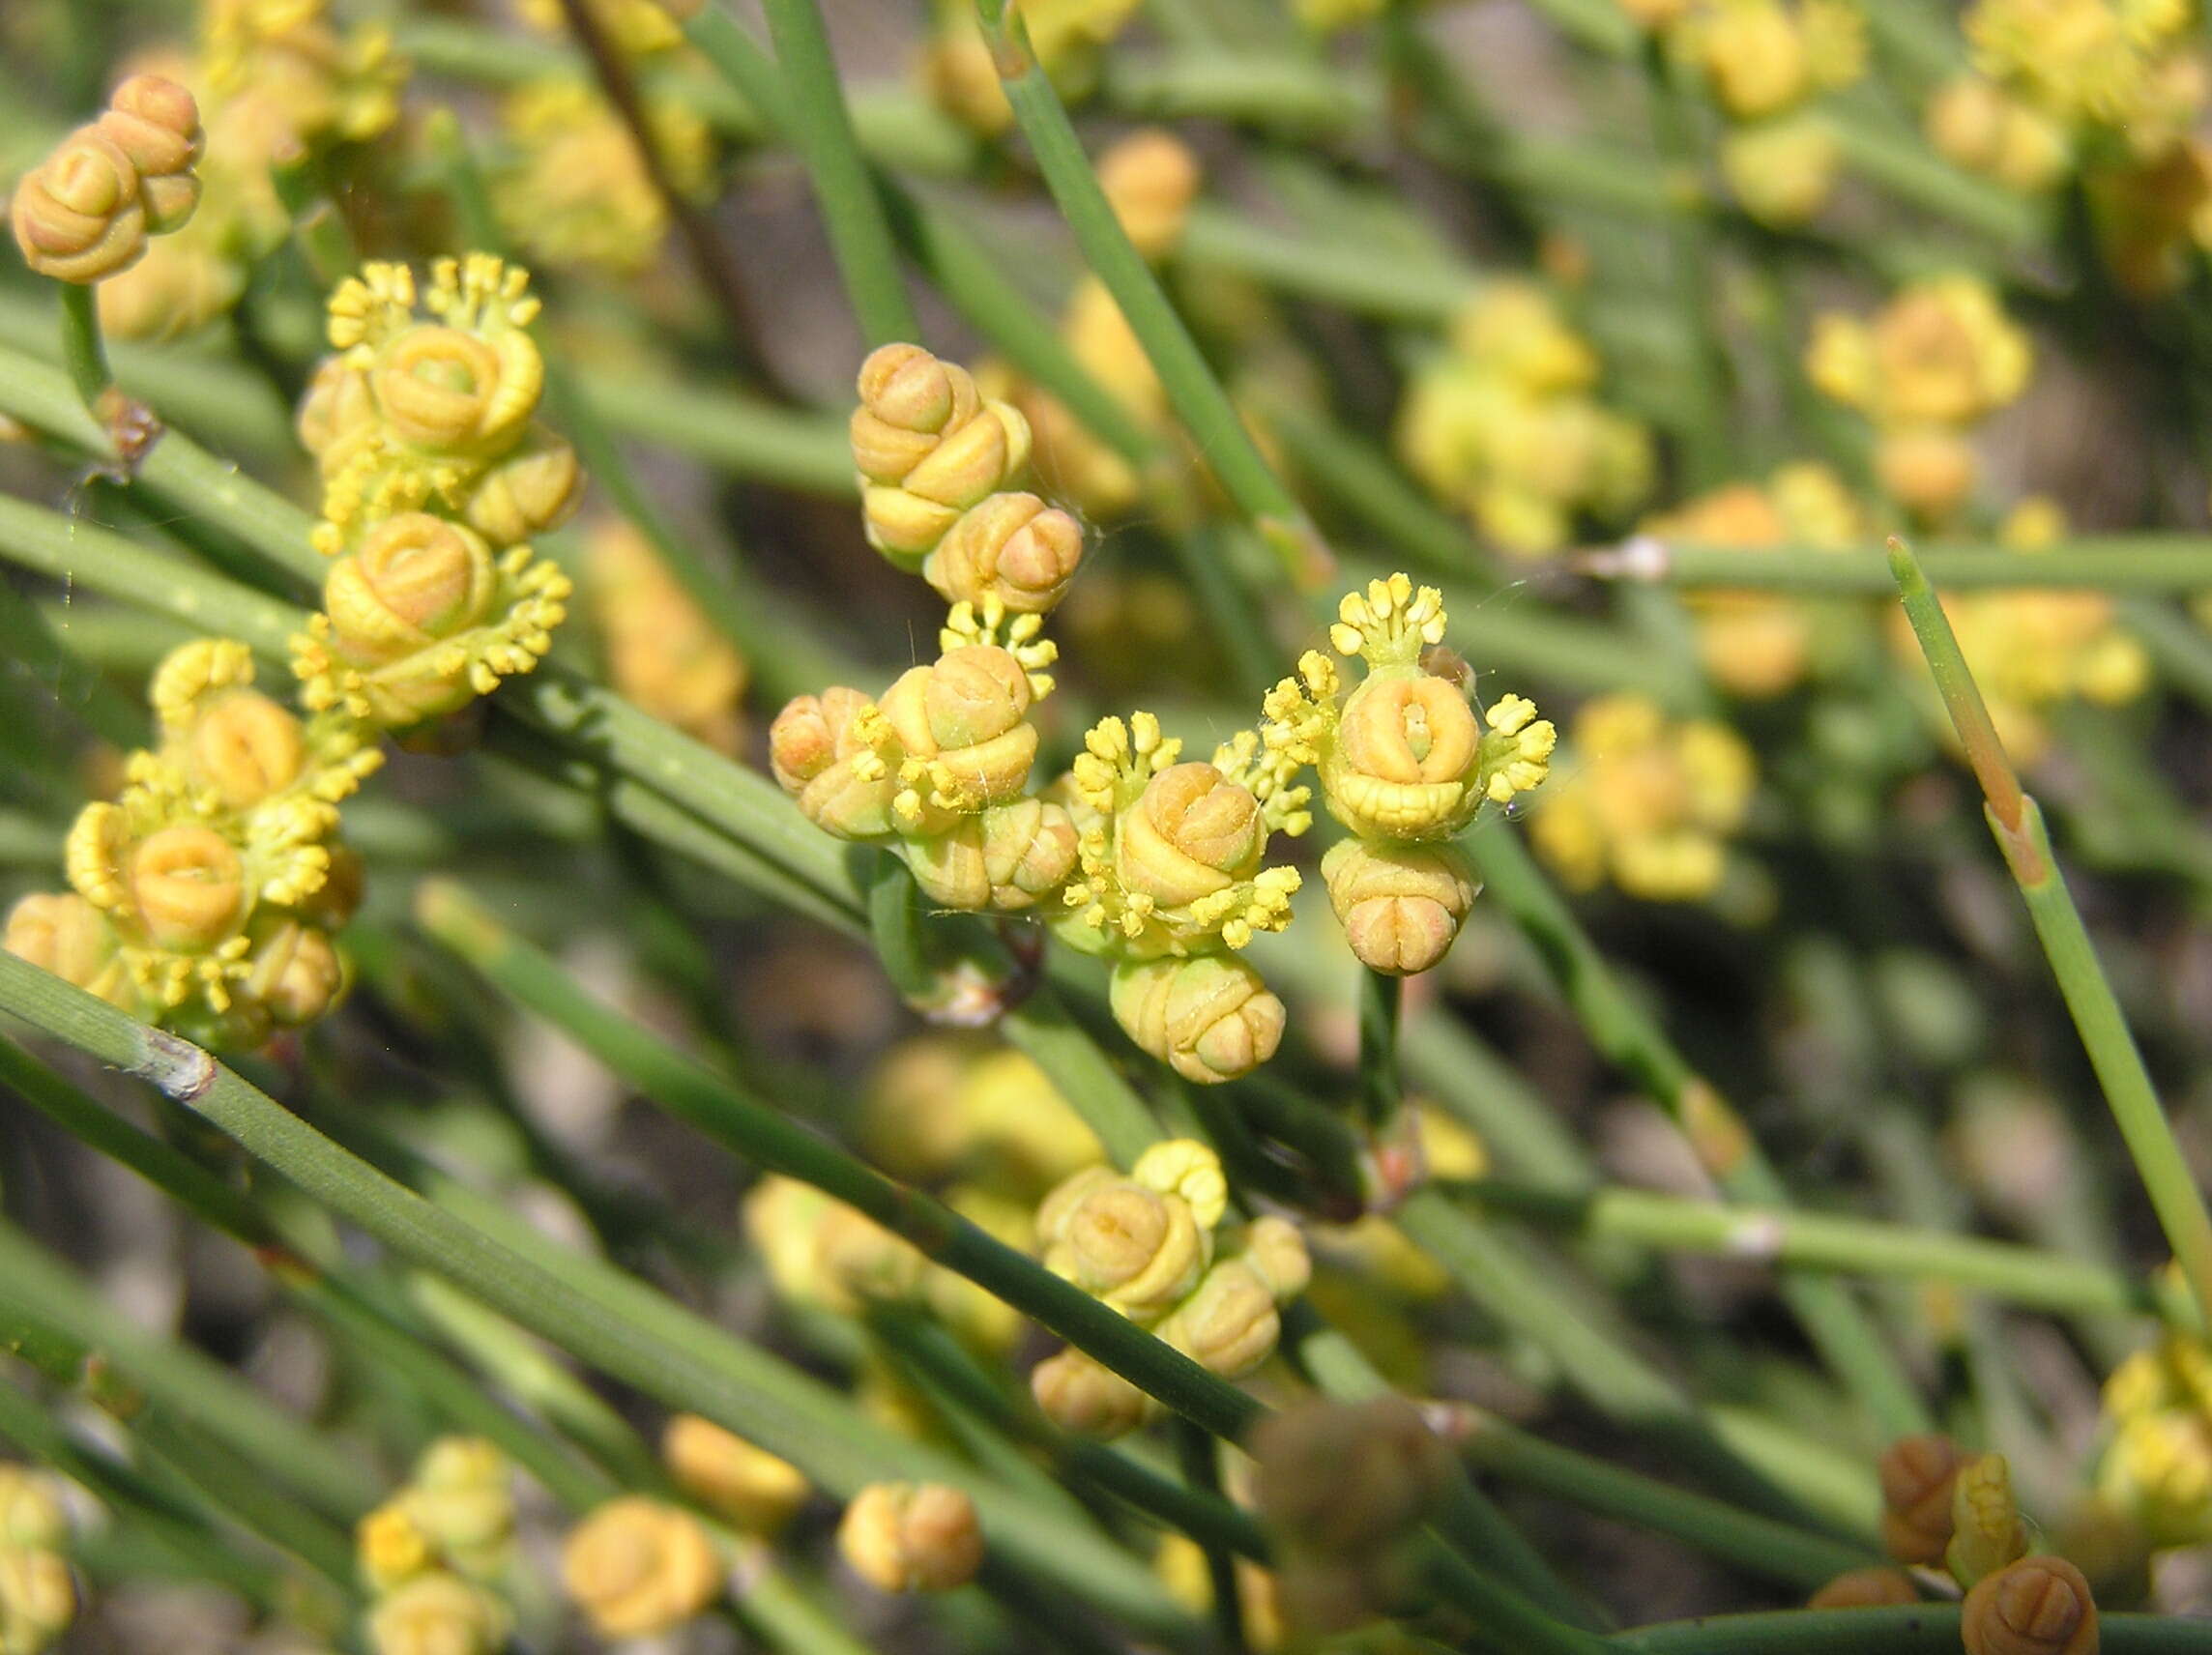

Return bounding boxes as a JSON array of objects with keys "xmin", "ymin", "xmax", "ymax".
[
  {"xmin": 838, "ymin": 1482, "xmax": 984, "ymax": 1592},
  {"xmin": 561, "ymin": 1497, "xmax": 723, "ymax": 1639},
  {"xmin": 586, "ymin": 519, "xmax": 748, "ymax": 754}
]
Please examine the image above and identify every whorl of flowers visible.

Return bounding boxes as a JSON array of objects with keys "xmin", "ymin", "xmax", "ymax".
[
  {"xmin": 6, "ymin": 639, "xmax": 374, "ymax": 1048},
  {"xmin": 9, "ymin": 74, "xmax": 203, "ymax": 284},
  {"xmin": 291, "ymin": 255, "xmax": 578, "ymax": 729}
]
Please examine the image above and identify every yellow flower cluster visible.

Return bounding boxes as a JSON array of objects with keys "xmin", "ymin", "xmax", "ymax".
[
  {"xmin": 9, "ymin": 73, "xmax": 202, "ymax": 284},
  {"xmin": 1529, "ymin": 692, "xmax": 1755, "ymax": 901},
  {"xmin": 837, "ymin": 1481, "xmax": 984, "ymax": 1593},
  {"xmin": 1029, "ymin": 1141, "xmax": 1311, "ymax": 1437},
  {"xmin": 97, "ymin": 0, "xmax": 404, "ymax": 339},
  {"xmin": 358, "ymin": 1438, "xmax": 515, "ymax": 1655},
  {"xmin": 0, "ymin": 1467, "xmax": 74, "ymax": 1655},
  {"xmin": 1396, "ymin": 283, "xmax": 1652, "ymax": 557},
  {"xmin": 5, "ymin": 640, "xmax": 375, "ymax": 1047},
  {"xmin": 921, "ymin": 0, "xmax": 1144, "ymax": 136},
  {"xmin": 561, "ymin": 1496, "xmax": 723, "ymax": 1639},
  {"xmin": 1652, "ymin": 0, "xmax": 1867, "ymax": 223},
  {"xmin": 1806, "ymin": 275, "xmax": 2033, "ymax": 522},
  {"xmin": 1262, "ymin": 575, "xmax": 1554, "ymax": 975},
  {"xmin": 2098, "ymin": 1335, "xmax": 2212, "ymax": 1549},
  {"xmin": 1642, "ymin": 462, "xmax": 1867, "ymax": 696},
  {"xmin": 586, "ymin": 519, "xmax": 749, "ymax": 755},
  {"xmin": 291, "ymin": 255, "xmax": 579, "ymax": 728},
  {"xmin": 492, "ymin": 77, "xmax": 714, "ymax": 276}
]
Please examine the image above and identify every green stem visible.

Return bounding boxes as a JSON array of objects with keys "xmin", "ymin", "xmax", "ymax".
[
  {"xmin": 1356, "ymin": 966, "xmax": 1402, "ymax": 1132},
  {"xmin": 975, "ymin": 0, "xmax": 1324, "ymax": 578},
  {"xmin": 1890, "ymin": 537, "xmax": 2212, "ymax": 1331},
  {"xmin": 999, "ymin": 983, "xmax": 1165, "ymax": 1166},
  {"xmin": 1603, "ymin": 537, "xmax": 2212, "ymax": 591},
  {"xmin": 1641, "ymin": 40, "xmax": 1734, "ymax": 490},
  {"xmin": 1173, "ymin": 1417, "xmax": 1249, "ymax": 1655},
  {"xmin": 1613, "ymin": 1608, "xmax": 2205, "ymax": 1655},
  {"xmin": 759, "ymin": 0, "xmax": 919, "ymax": 346},
  {"xmin": 1178, "ymin": 203, "xmax": 1476, "ymax": 323},
  {"xmin": 57, "ymin": 282, "xmax": 111, "ymax": 410}
]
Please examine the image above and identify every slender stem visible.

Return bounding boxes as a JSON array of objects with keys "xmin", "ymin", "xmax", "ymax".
[
  {"xmin": 1356, "ymin": 966, "xmax": 1402, "ymax": 1132},
  {"xmin": 758, "ymin": 0, "xmax": 918, "ymax": 346},
  {"xmin": 1890, "ymin": 537, "xmax": 2212, "ymax": 1330},
  {"xmin": 1448, "ymin": 1176, "xmax": 2187, "ymax": 1324},
  {"xmin": 975, "ymin": 0, "xmax": 1326, "ymax": 582},
  {"xmin": 1592, "ymin": 537, "xmax": 2212, "ymax": 591},
  {"xmin": 1641, "ymin": 39, "xmax": 1734, "ymax": 490},
  {"xmin": 1173, "ymin": 1418, "xmax": 1249, "ymax": 1655},
  {"xmin": 57, "ymin": 282, "xmax": 111, "ymax": 410},
  {"xmin": 269, "ymin": 146, "xmax": 359, "ymax": 289},
  {"xmin": 1000, "ymin": 981, "xmax": 1165, "ymax": 1166},
  {"xmin": 1613, "ymin": 1608, "xmax": 2204, "ymax": 1655}
]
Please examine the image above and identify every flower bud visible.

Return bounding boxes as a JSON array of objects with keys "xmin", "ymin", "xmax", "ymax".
[
  {"xmin": 367, "ymin": 1570, "xmax": 509, "ymax": 1655},
  {"xmin": 242, "ymin": 920, "xmax": 346, "ymax": 1028},
  {"xmin": 1879, "ymin": 1434, "xmax": 1970, "ymax": 1565},
  {"xmin": 1032, "ymin": 1347, "xmax": 1150, "ymax": 1437},
  {"xmin": 299, "ymin": 358, "xmax": 377, "ymax": 460},
  {"xmin": 1701, "ymin": 0, "xmax": 1809, "ymax": 118},
  {"xmin": 96, "ymin": 75, "xmax": 203, "ymax": 233},
  {"xmin": 1097, "ymin": 129, "xmax": 1201, "ymax": 261},
  {"xmin": 925, "ymin": 492, "xmax": 1086, "ymax": 615},
  {"xmin": 464, "ymin": 429, "xmax": 584, "ymax": 547},
  {"xmin": 324, "ymin": 513, "xmax": 499, "ymax": 667},
  {"xmin": 0, "ymin": 1471, "xmax": 66, "ymax": 1553},
  {"xmin": 1117, "ymin": 763, "xmax": 1266, "ymax": 908},
  {"xmin": 371, "ymin": 324, "xmax": 541, "ymax": 458},
  {"xmin": 1159, "ymin": 1258, "xmax": 1282, "ymax": 1378},
  {"xmin": 561, "ymin": 1497, "xmax": 723, "ymax": 1639},
  {"xmin": 186, "ymin": 689, "xmax": 308, "ymax": 810},
  {"xmin": 663, "ymin": 1414, "xmax": 810, "ymax": 1535},
  {"xmin": 1962, "ymin": 1555, "xmax": 2099, "ymax": 1655},
  {"xmin": 878, "ymin": 646, "xmax": 1037, "ymax": 809},
  {"xmin": 838, "ymin": 1482, "xmax": 984, "ymax": 1593},
  {"xmin": 4, "ymin": 893, "xmax": 124, "ymax": 1003},
  {"xmin": 1109, "ymin": 954, "xmax": 1286, "ymax": 1085},
  {"xmin": 1809, "ymin": 1566, "xmax": 1920, "ymax": 1609},
  {"xmin": 129, "ymin": 825, "xmax": 247, "ymax": 950},
  {"xmin": 10, "ymin": 127, "xmax": 148, "ymax": 283},
  {"xmin": 979, "ymin": 798, "xmax": 1079, "ymax": 910},
  {"xmin": 359, "ymin": 1502, "xmax": 433, "ymax": 1592},
  {"xmin": 0, "ymin": 1547, "xmax": 74, "ymax": 1653},
  {"xmin": 405, "ymin": 1438, "xmax": 514, "ymax": 1578},
  {"xmin": 852, "ymin": 344, "xmax": 1031, "ymax": 564},
  {"xmin": 1040, "ymin": 1173, "xmax": 1207, "ymax": 1318},
  {"xmin": 1323, "ymin": 672, "xmax": 1482, "ymax": 840},
  {"xmin": 769, "ymin": 687, "xmax": 900, "ymax": 841},
  {"xmin": 1876, "ymin": 426, "xmax": 1979, "ymax": 523},
  {"xmin": 1322, "ymin": 839, "xmax": 1477, "ymax": 976},
  {"xmin": 1251, "ymin": 1396, "xmax": 1454, "ymax": 1557},
  {"xmin": 1949, "ymin": 1453, "xmax": 2028, "ymax": 1587},
  {"xmin": 589, "ymin": 520, "xmax": 747, "ymax": 754}
]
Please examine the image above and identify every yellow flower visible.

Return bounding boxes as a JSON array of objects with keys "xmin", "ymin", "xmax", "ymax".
[
  {"xmin": 1720, "ymin": 115, "xmax": 1841, "ymax": 225},
  {"xmin": 837, "ymin": 1482, "xmax": 984, "ymax": 1593},
  {"xmin": 663, "ymin": 1415, "xmax": 810, "ymax": 1536},
  {"xmin": 359, "ymin": 1502, "xmax": 433, "ymax": 1592},
  {"xmin": 2097, "ymin": 1336, "xmax": 2212, "ymax": 1546},
  {"xmin": 1097, "ymin": 128, "xmax": 1202, "ymax": 261},
  {"xmin": 561, "ymin": 1497, "xmax": 723, "ymax": 1639},
  {"xmin": 1699, "ymin": 0, "xmax": 1814, "ymax": 118},
  {"xmin": 1808, "ymin": 276, "xmax": 2032, "ymax": 429},
  {"xmin": 1926, "ymin": 75, "xmax": 2074, "ymax": 190}
]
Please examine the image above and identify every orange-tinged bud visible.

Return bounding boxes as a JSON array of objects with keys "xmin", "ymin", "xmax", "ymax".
[
  {"xmin": 1880, "ymin": 1434, "xmax": 1970, "ymax": 1565},
  {"xmin": 838, "ymin": 1482, "xmax": 984, "ymax": 1593},
  {"xmin": 1097, "ymin": 128, "xmax": 1202, "ymax": 260},
  {"xmin": 324, "ymin": 513, "xmax": 499, "ymax": 665},
  {"xmin": 878, "ymin": 645, "xmax": 1037, "ymax": 809},
  {"xmin": 1322, "ymin": 839, "xmax": 1477, "ymax": 975},
  {"xmin": 10, "ymin": 127, "xmax": 148, "ymax": 282},
  {"xmin": 1117, "ymin": 763, "xmax": 1266, "ymax": 908},
  {"xmin": 5, "ymin": 892, "xmax": 124, "ymax": 1002},
  {"xmin": 561, "ymin": 1497, "xmax": 723, "ymax": 1639},
  {"xmin": 1323, "ymin": 671, "xmax": 1482, "ymax": 840},
  {"xmin": 1809, "ymin": 1566, "xmax": 1920, "ymax": 1608},
  {"xmin": 925, "ymin": 492, "xmax": 1086, "ymax": 614},
  {"xmin": 1963, "ymin": 1555, "xmax": 2099, "ymax": 1655},
  {"xmin": 131, "ymin": 825, "xmax": 247, "ymax": 949},
  {"xmin": 1109, "ymin": 953, "xmax": 1286, "ymax": 1084},
  {"xmin": 769, "ymin": 687, "xmax": 900, "ymax": 841},
  {"xmin": 187, "ymin": 689, "xmax": 308, "ymax": 810},
  {"xmin": 1032, "ymin": 1346, "xmax": 1150, "ymax": 1436},
  {"xmin": 97, "ymin": 74, "xmax": 203, "ymax": 233},
  {"xmin": 465, "ymin": 429, "xmax": 584, "ymax": 547},
  {"xmin": 662, "ymin": 1414, "xmax": 810, "ymax": 1535},
  {"xmin": 852, "ymin": 343, "xmax": 1031, "ymax": 564}
]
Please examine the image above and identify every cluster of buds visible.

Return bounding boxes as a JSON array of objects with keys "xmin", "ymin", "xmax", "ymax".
[
  {"xmin": 1648, "ymin": 0, "xmax": 1868, "ymax": 224},
  {"xmin": 1029, "ymin": 1141, "xmax": 1310, "ymax": 1435},
  {"xmin": 1528, "ymin": 692, "xmax": 1755, "ymax": 902},
  {"xmin": 662, "ymin": 1415, "xmax": 810, "ymax": 1536},
  {"xmin": 9, "ymin": 73, "xmax": 202, "ymax": 284},
  {"xmin": 291, "ymin": 256, "xmax": 578, "ymax": 729},
  {"xmin": 1249, "ymin": 1397, "xmax": 1456, "ymax": 1637},
  {"xmin": 1840, "ymin": 1436, "xmax": 2101, "ymax": 1655},
  {"xmin": 1806, "ymin": 275, "xmax": 2033, "ymax": 523},
  {"xmin": 560, "ymin": 1496, "xmax": 723, "ymax": 1639},
  {"xmin": 0, "ymin": 1466, "xmax": 74, "ymax": 1655},
  {"xmin": 2097, "ymin": 1334, "xmax": 2212, "ymax": 1549},
  {"xmin": 586, "ymin": 519, "xmax": 749, "ymax": 755},
  {"xmin": 981, "ymin": 129, "xmax": 1202, "ymax": 521},
  {"xmin": 1641, "ymin": 462, "xmax": 1867, "ymax": 698},
  {"xmin": 837, "ymin": 1481, "xmax": 984, "ymax": 1593},
  {"xmin": 492, "ymin": 76, "xmax": 714, "ymax": 276},
  {"xmin": 1264, "ymin": 576, "xmax": 1555, "ymax": 975},
  {"xmin": 1396, "ymin": 283, "xmax": 1652, "ymax": 557},
  {"xmin": 358, "ymin": 1438, "xmax": 516, "ymax": 1655},
  {"xmin": 920, "ymin": 0, "xmax": 1143, "ymax": 135},
  {"xmin": 5, "ymin": 640, "xmax": 376, "ymax": 1048}
]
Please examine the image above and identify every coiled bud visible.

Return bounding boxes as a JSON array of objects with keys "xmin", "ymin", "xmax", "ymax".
[
  {"xmin": 1879, "ymin": 1434, "xmax": 1970, "ymax": 1565},
  {"xmin": 464, "ymin": 429, "xmax": 584, "ymax": 548},
  {"xmin": 370, "ymin": 324, "xmax": 541, "ymax": 459},
  {"xmin": 1037, "ymin": 1166, "xmax": 1208, "ymax": 1318},
  {"xmin": 561, "ymin": 1497, "xmax": 723, "ymax": 1639},
  {"xmin": 925, "ymin": 492, "xmax": 1086, "ymax": 615},
  {"xmin": 770, "ymin": 687, "xmax": 900, "ymax": 841},
  {"xmin": 128, "ymin": 825, "xmax": 248, "ymax": 950},
  {"xmin": 367, "ymin": 1571, "xmax": 509, "ymax": 1655},
  {"xmin": 1032, "ymin": 1347, "xmax": 1151, "ymax": 1437},
  {"xmin": 838, "ymin": 1482, "xmax": 984, "ymax": 1593},
  {"xmin": 10, "ymin": 128, "xmax": 148, "ymax": 283},
  {"xmin": 852, "ymin": 344, "xmax": 1032, "ymax": 565},
  {"xmin": 877, "ymin": 645, "xmax": 1039, "ymax": 816},
  {"xmin": 4, "ymin": 893, "xmax": 125, "ymax": 1006},
  {"xmin": 1158, "ymin": 1218, "xmax": 1311, "ymax": 1378},
  {"xmin": 95, "ymin": 75, "xmax": 203, "ymax": 233},
  {"xmin": 1962, "ymin": 1555, "xmax": 2099, "ymax": 1655},
  {"xmin": 180, "ymin": 688, "xmax": 308, "ymax": 811},
  {"xmin": 323, "ymin": 513, "xmax": 500, "ymax": 669},
  {"xmin": 1097, "ymin": 128, "xmax": 1202, "ymax": 261},
  {"xmin": 246, "ymin": 919, "xmax": 346, "ymax": 1028},
  {"xmin": 662, "ymin": 1415, "xmax": 810, "ymax": 1535},
  {"xmin": 1322, "ymin": 839, "xmax": 1477, "ymax": 976},
  {"xmin": 1809, "ymin": 1566, "xmax": 1920, "ymax": 1609},
  {"xmin": 1118, "ymin": 763, "xmax": 1266, "ymax": 908},
  {"xmin": 1323, "ymin": 672, "xmax": 1483, "ymax": 841},
  {"xmin": 1109, "ymin": 954, "xmax": 1286, "ymax": 1085},
  {"xmin": 902, "ymin": 797, "xmax": 1079, "ymax": 913}
]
